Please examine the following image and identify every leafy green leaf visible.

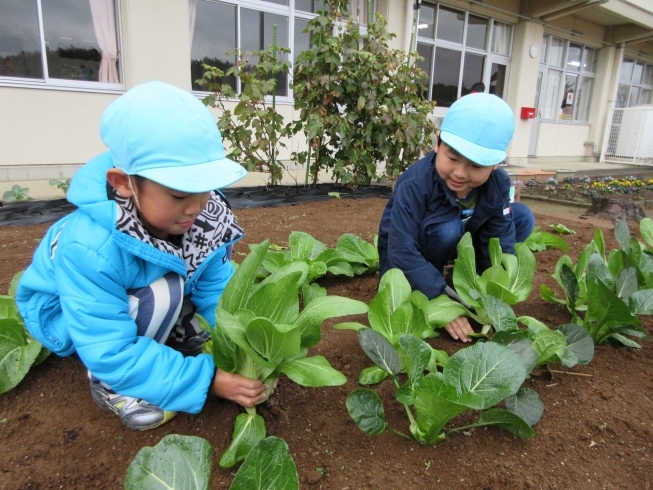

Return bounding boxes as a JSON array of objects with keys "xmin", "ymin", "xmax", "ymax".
[
  {"xmin": 615, "ymin": 266, "xmax": 638, "ymax": 301},
  {"xmin": 358, "ymin": 329, "xmax": 401, "ymax": 377},
  {"xmin": 219, "ymin": 412, "xmax": 266, "ymax": 468},
  {"xmin": 8, "ymin": 272, "xmax": 22, "ymax": 297},
  {"xmin": 491, "ymin": 331, "xmax": 538, "ymax": 374},
  {"xmin": 246, "ymin": 318, "xmax": 301, "ymax": 363},
  {"xmin": 504, "ymin": 387, "xmax": 544, "ymax": 427},
  {"xmin": 399, "ymin": 334, "xmax": 431, "ymax": 389},
  {"xmin": 346, "ymin": 389, "xmax": 386, "ymax": 435},
  {"xmin": 278, "ymin": 355, "xmax": 346, "ymax": 387},
  {"xmin": 615, "ymin": 219, "xmax": 630, "ymax": 251},
  {"xmin": 413, "ymin": 373, "xmax": 466, "ymax": 444},
  {"xmin": 425, "ymin": 295, "xmax": 471, "ymax": 328},
  {"xmin": 481, "ymin": 295, "xmax": 517, "ymax": 332},
  {"xmin": 368, "ymin": 268, "xmax": 412, "ymax": 340},
  {"xmin": 0, "ymin": 319, "xmax": 42, "ymax": 394},
  {"xmin": 220, "ymin": 241, "xmax": 270, "ymax": 314},
  {"xmin": 442, "ymin": 342, "xmax": 527, "ymax": 410},
  {"xmin": 295, "ymin": 296, "xmax": 368, "ymax": 349},
  {"xmin": 474, "ymin": 408, "xmax": 535, "ymax": 438},
  {"xmin": 247, "ymin": 270, "xmax": 303, "ymax": 325},
  {"xmin": 0, "ymin": 296, "xmax": 21, "ymax": 322},
  {"xmin": 335, "ymin": 233, "xmax": 379, "ymax": 271},
  {"xmin": 628, "ymin": 288, "xmax": 653, "ymax": 315},
  {"xmin": 558, "ymin": 323, "xmax": 594, "ymax": 366},
  {"xmin": 640, "ymin": 218, "xmax": 653, "ymax": 249},
  {"xmin": 358, "ymin": 365, "xmax": 388, "ymax": 385},
  {"xmin": 125, "ymin": 434, "xmax": 212, "ymax": 490},
  {"xmin": 230, "ymin": 437, "xmax": 299, "ymax": 490},
  {"xmin": 531, "ymin": 329, "xmax": 567, "ymax": 366}
]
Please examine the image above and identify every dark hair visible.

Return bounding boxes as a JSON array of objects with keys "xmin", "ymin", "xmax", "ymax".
[{"xmin": 470, "ymin": 82, "xmax": 485, "ymax": 93}]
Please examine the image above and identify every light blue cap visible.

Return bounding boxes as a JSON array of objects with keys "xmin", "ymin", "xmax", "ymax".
[
  {"xmin": 100, "ymin": 81, "xmax": 247, "ymax": 192},
  {"xmin": 440, "ymin": 93, "xmax": 515, "ymax": 166}
]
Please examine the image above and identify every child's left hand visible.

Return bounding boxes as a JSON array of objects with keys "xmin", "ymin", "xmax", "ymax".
[{"xmin": 444, "ymin": 316, "xmax": 474, "ymax": 342}]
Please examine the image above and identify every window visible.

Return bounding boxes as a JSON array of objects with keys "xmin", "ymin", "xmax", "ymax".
[
  {"xmin": 616, "ymin": 57, "xmax": 653, "ymax": 108},
  {"xmin": 190, "ymin": 0, "xmax": 376, "ymax": 98},
  {"xmin": 416, "ymin": 3, "xmax": 512, "ymax": 107},
  {"xmin": 537, "ymin": 35, "xmax": 596, "ymax": 122},
  {"xmin": 0, "ymin": 0, "xmax": 122, "ymax": 87}
]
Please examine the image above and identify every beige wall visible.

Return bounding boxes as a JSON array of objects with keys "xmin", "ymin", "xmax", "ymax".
[{"xmin": 4, "ymin": 0, "xmax": 653, "ymax": 181}]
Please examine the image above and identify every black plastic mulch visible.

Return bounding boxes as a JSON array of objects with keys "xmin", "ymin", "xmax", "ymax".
[{"xmin": 0, "ymin": 184, "xmax": 392, "ymax": 227}]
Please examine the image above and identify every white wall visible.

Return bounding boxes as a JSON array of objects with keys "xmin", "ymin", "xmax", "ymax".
[{"xmin": 535, "ymin": 122, "xmax": 591, "ymax": 158}]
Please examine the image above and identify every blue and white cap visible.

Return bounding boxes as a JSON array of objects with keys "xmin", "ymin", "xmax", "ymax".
[
  {"xmin": 440, "ymin": 93, "xmax": 515, "ymax": 166},
  {"xmin": 101, "ymin": 81, "xmax": 247, "ymax": 192}
]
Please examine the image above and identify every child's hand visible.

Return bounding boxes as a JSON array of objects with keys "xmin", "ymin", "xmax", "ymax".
[
  {"xmin": 444, "ymin": 316, "xmax": 474, "ymax": 342},
  {"xmin": 211, "ymin": 370, "xmax": 269, "ymax": 408}
]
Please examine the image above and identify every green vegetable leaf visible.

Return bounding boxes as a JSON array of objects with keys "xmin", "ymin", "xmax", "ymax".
[
  {"xmin": 443, "ymin": 342, "xmax": 527, "ymax": 410},
  {"xmin": 452, "ymin": 233, "xmax": 481, "ymax": 307},
  {"xmin": 289, "ymin": 231, "xmax": 326, "ymax": 261},
  {"xmin": 358, "ymin": 365, "xmax": 389, "ymax": 385},
  {"xmin": 230, "ymin": 437, "xmax": 299, "ymax": 490},
  {"xmin": 481, "ymin": 295, "xmax": 517, "ymax": 332},
  {"xmin": 278, "ymin": 355, "xmax": 346, "ymax": 387},
  {"xmin": 247, "ymin": 270, "xmax": 303, "ymax": 326},
  {"xmin": 295, "ymin": 296, "xmax": 368, "ymax": 349},
  {"xmin": 301, "ymin": 282, "xmax": 326, "ymax": 307},
  {"xmin": 220, "ymin": 240, "xmax": 270, "ymax": 314},
  {"xmin": 474, "ymin": 408, "xmax": 535, "ymax": 438},
  {"xmin": 124, "ymin": 434, "xmax": 212, "ymax": 490},
  {"xmin": 219, "ymin": 412, "xmax": 266, "ymax": 468},
  {"xmin": 0, "ymin": 319, "xmax": 42, "ymax": 394},
  {"xmin": 640, "ymin": 217, "xmax": 653, "ymax": 249},
  {"xmin": 0, "ymin": 296, "xmax": 21, "ymax": 322},
  {"xmin": 558, "ymin": 323, "xmax": 594, "ymax": 366},
  {"xmin": 246, "ymin": 318, "xmax": 301, "ymax": 363},
  {"xmin": 504, "ymin": 387, "xmax": 544, "ymax": 427},
  {"xmin": 628, "ymin": 288, "xmax": 653, "ymax": 315},
  {"xmin": 399, "ymin": 334, "xmax": 431, "ymax": 389},
  {"xmin": 413, "ymin": 373, "xmax": 466, "ymax": 443},
  {"xmin": 491, "ymin": 331, "xmax": 538, "ymax": 374},
  {"xmin": 615, "ymin": 266, "xmax": 638, "ymax": 301},
  {"xmin": 346, "ymin": 388, "xmax": 386, "ymax": 436},
  {"xmin": 548, "ymin": 223, "xmax": 576, "ymax": 235},
  {"xmin": 425, "ymin": 295, "xmax": 471, "ymax": 328},
  {"xmin": 524, "ymin": 231, "xmax": 569, "ymax": 252},
  {"xmin": 335, "ymin": 233, "xmax": 379, "ymax": 271},
  {"xmin": 615, "ymin": 219, "xmax": 630, "ymax": 251},
  {"xmin": 531, "ymin": 329, "xmax": 567, "ymax": 366},
  {"xmin": 368, "ymin": 268, "xmax": 412, "ymax": 340},
  {"xmin": 358, "ymin": 329, "xmax": 401, "ymax": 377},
  {"xmin": 8, "ymin": 272, "xmax": 23, "ymax": 297}
]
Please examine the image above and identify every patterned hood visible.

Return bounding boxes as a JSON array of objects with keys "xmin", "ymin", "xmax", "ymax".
[{"xmin": 67, "ymin": 152, "xmax": 243, "ymax": 278}]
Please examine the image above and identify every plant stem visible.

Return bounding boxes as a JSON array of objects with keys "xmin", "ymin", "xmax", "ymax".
[{"xmin": 388, "ymin": 427, "xmax": 413, "ymax": 440}]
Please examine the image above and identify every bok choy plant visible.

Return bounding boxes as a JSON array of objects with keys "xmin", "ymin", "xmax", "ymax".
[
  {"xmin": 346, "ymin": 330, "xmax": 542, "ymax": 445},
  {"xmin": 540, "ymin": 222, "xmax": 652, "ymax": 347},
  {"xmin": 260, "ymin": 232, "xmax": 378, "ymax": 305},
  {"xmin": 426, "ymin": 232, "xmax": 535, "ymax": 333},
  {"xmin": 125, "ymin": 435, "xmax": 299, "ymax": 490},
  {"xmin": 523, "ymin": 226, "xmax": 569, "ymax": 252},
  {"xmin": 332, "ymin": 268, "xmax": 447, "ymax": 385},
  {"xmin": 0, "ymin": 272, "xmax": 49, "ymax": 394},
  {"xmin": 207, "ymin": 240, "xmax": 368, "ymax": 467}
]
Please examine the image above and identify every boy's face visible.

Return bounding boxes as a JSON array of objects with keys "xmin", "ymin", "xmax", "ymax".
[
  {"xmin": 135, "ymin": 179, "xmax": 210, "ymax": 240},
  {"xmin": 434, "ymin": 140, "xmax": 498, "ymax": 198}
]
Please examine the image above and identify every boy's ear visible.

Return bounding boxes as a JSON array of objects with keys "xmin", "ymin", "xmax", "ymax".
[
  {"xmin": 106, "ymin": 168, "xmax": 133, "ymax": 198},
  {"xmin": 491, "ymin": 164, "xmax": 499, "ymax": 171}
]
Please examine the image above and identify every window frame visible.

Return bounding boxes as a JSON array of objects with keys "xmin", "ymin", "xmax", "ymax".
[
  {"xmin": 616, "ymin": 56, "xmax": 653, "ymax": 108},
  {"xmin": 191, "ymin": 0, "xmax": 377, "ymax": 102},
  {"xmin": 0, "ymin": 0, "xmax": 124, "ymax": 92},
  {"xmin": 415, "ymin": 2, "xmax": 513, "ymax": 107},
  {"xmin": 537, "ymin": 34, "xmax": 597, "ymax": 123}
]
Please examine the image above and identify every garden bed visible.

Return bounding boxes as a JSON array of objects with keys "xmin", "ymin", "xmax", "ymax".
[{"xmin": 0, "ymin": 197, "xmax": 652, "ymax": 489}]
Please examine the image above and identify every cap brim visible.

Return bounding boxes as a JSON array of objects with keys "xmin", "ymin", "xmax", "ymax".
[
  {"xmin": 440, "ymin": 131, "xmax": 506, "ymax": 167},
  {"xmin": 137, "ymin": 157, "xmax": 248, "ymax": 192}
]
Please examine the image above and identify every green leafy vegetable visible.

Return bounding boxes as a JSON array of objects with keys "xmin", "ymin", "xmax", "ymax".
[
  {"xmin": 346, "ymin": 330, "xmax": 538, "ymax": 445},
  {"xmin": 210, "ymin": 239, "xmax": 367, "ymax": 466},
  {"xmin": 124, "ymin": 434, "xmax": 212, "ymax": 490},
  {"xmin": 524, "ymin": 226, "xmax": 569, "ymax": 252}
]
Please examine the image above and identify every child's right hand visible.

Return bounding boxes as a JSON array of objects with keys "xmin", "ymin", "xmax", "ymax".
[
  {"xmin": 211, "ymin": 370, "xmax": 269, "ymax": 407},
  {"xmin": 444, "ymin": 316, "xmax": 474, "ymax": 343}
]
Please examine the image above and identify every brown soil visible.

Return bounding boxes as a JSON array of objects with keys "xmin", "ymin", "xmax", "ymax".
[{"xmin": 1, "ymin": 197, "xmax": 652, "ymax": 490}]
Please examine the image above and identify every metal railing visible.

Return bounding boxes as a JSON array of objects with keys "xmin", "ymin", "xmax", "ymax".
[{"xmin": 602, "ymin": 106, "xmax": 653, "ymax": 165}]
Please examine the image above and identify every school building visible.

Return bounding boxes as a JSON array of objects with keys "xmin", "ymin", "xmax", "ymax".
[{"xmin": 1, "ymin": 0, "xmax": 653, "ymax": 193}]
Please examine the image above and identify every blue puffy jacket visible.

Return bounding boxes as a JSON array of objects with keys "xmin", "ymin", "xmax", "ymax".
[
  {"xmin": 377, "ymin": 150, "xmax": 515, "ymax": 299},
  {"xmin": 16, "ymin": 153, "xmax": 242, "ymax": 413}
]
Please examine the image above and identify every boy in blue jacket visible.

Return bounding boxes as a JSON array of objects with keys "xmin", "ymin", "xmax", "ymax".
[
  {"xmin": 16, "ymin": 81, "xmax": 270, "ymax": 431},
  {"xmin": 378, "ymin": 94, "xmax": 535, "ymax": 343}
]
